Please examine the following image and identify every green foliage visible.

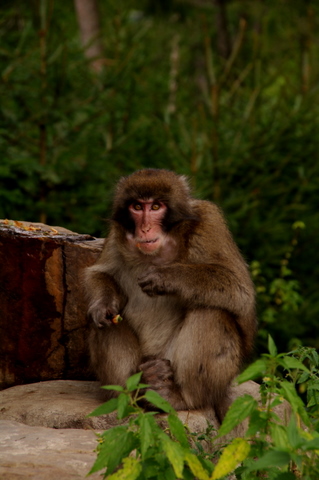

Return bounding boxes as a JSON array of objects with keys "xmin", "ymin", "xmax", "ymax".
[
  {"xmin": 1, "ymin": 0, "xmax": 319, "ymax": 350},
  {"xmin": 88, "ymin": 372, "xmax": 216, "ymax": 479},
  {"xmin": 88, "ymin": 338, "xmax": 319, "ymax": 479}
]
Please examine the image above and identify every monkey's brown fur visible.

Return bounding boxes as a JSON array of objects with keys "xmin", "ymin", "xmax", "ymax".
[{"xmin": 85, "ymin": 169, "xmax": 256, "ymax": 421}]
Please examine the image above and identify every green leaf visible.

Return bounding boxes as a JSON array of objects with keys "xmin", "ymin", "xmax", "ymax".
[
  {"xmin": 218, "ymin": 394, "xmax": 258, "ymax": 437},
  {"xmin": 237, "ymin": 359, "xmax": 267, "ymax": 383},
  {"xmin": 270, "ymin": 423, "xmax": 289, "ymax": 449},
  {"xmin": 280, "ymin": 381, "xmax": 310, "ymax": 426},
  {"xmin": 167, "ymin": 413, "xmax": 189, "ymax": 448},
  {"xmin": 144, "ymin": 390, "xmax": 175, "ymax": 413},
  {"xmin": 88, "ymin": 397, "xmax": 118, "ymax": 417},
  {"xmin": 246, "ymin": 409, "xmax": 268, "ymax": 436},
  {"xmin": 117, "ymin": 392, "xmax": 130, "ymax": 419},
  {"xmin": 159, "ymin": 433, "xmax": 185, "ymax": 478},
  {"xmin": 279, "ymin": 357, "xmax": 309, "ymax": 372},
  {"xmin": 89, "ymin": 426, "xmax": 137, "ymax": 475},
  {"xmin": 275, "ymin": 474, "xmax": 297, "ymax": 480},
  {"xmin": 138, "ymin": 413, "xmax": 157, "ymax": 458},
  {"xmin": 306, "ymin": 383, "xmax": 319, "ymax": 391},
  {"xmin": 287, "ymin": 417, "xmax": 305, "ymax": 449},
  {"xmin": 184, "ymin": 451, "xmax": 210, "ymax": 480},
  {"xmin": 212, "ymin": 438, "xmax": 250, "ymax": 479},
  {"xmin": 268, "ymin": 335, "xmax": 278, "ymax": 357},
  {"xmin": 302, "ymin": 436, "xmax": 319, "ymax": 451},
  {"xmin": 102, "ymin": 385, "xmax": 125, "ymax": 392},
  {"xmin": 107, "ymin": 456, "xmax": 142, "ymax": 480},
  {"xmin": 126, "ymin": 372, "xmax": 143, "ymax": 391},
  {"xmin": 246, "ymin": 450, "xmax": 291, "ymax": 472}
]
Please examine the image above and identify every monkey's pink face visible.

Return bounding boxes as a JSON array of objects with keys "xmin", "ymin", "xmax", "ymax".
[{"xmin": 127, "ymin": 199, "xmax": 167, "ymax": 255}]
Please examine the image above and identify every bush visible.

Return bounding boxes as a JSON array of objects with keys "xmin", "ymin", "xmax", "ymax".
[
  {"xmin": 1, "ymin": 1, "xmax": 319, "ymax": 351},
  {"xmin": 87, "ymin": 337, "xmax": 319, "ymax": 479}
]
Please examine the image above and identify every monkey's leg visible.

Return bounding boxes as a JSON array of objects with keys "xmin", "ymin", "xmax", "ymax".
[
  {"xmin": 171, "ymin": 309, "xmax": 242, "ymax": 422},
  {"xmin": 89, "ymin": 322, "xmax": 142, "ymax": 392}
]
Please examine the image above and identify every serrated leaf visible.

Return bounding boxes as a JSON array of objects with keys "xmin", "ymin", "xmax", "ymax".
[
  {"xmin": 279, "ymin": 357, "xmax": 309, "ymax": 372},
  {"xmin": 107, "ymin": 456, "xmax": 142, "ymax": 480},
  {"xmin": 280, "ymin": 381, "xmax": 310, "ymax": 426},
  {"xmin": 117, "ymin": 392, "xmax": 130, "ymax": 419},
  {"xmin": 268, "ymin": 335, "xmax": 277, "ymax": 357},
  {"xmin": 246, "ymin": 409, "xmax": 268, "ymax": 436},
  {"xmin": 246, "ymin": 449, "xmax": 291, "ymax": 472},
  {"xmin": 183, "ymin": 451, "xmax": 210, "ymax": 480},
  {"xmin": 144, "ymin": 390, "xmax": 175, "ymax": 413},
  {"xmin": 212, "ymin": 438, "xmax": 250, "ymax": 479},
  {"xmin": 159, "ymin": 433, "xmax": 184, "ymax": 478},
  {"xmin": 270, "ymin": 423, "xmax": 289, "ymax": 449},
  {"xmin": 273, "ymin": 473, "xmax": 296, "ymax": 480},
  {"xmin": 218, "ymin": 394, "xmax": 258, "ymax": 437},
  {"xmin": 237, "ymin": 359, "xmax": 267, "ymax": 383},
  {"xmin": 102, "ymin": 384, "xmax": 125, "ymax": 392},
  {"xmin": 138, "ymin": 413, "xmax": 157, "ymax": 458},
  {"xmin": 88, "ymin": 397, "xmax": 118, "ymax": 417},
  {"xmin": 89, "ymin": 426, "xmax": 137, "ymax": 474},
  {"xmin": 302, "ymin": 436, "xmax": 319, "ymax": 451},
  {"xmin": 126, "ymin": 372, "xmax": 143, "ymax": 391},
  {"xmin": 307, "ymin": 383, "xmax": 319, "ymax": 391},
  {"xmin": 287, "ymin": 417, "xmax": 304, "ymax": 449},
  {"xmin": 168, "ymin": 413, "xmax": 189, "ymax": 448}
]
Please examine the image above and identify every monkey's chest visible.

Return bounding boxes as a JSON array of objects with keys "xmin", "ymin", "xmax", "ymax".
[{"xmin": 123, "ymin": 292, "xmax": 183, "ymax": 357}]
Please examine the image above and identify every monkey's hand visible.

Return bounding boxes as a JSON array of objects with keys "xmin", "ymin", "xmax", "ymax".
[
  {"xmin": 138, "ymin": 266, "xmax": 176, "ymax": 297},
  {"xmin": 88, "ymin": 298, "xmax": 121, "ymax": 328}
]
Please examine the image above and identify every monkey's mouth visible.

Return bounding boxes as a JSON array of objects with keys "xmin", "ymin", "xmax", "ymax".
[{"xmin": 136, "ymin": 238, "xmax": 160, "ymax": 254}]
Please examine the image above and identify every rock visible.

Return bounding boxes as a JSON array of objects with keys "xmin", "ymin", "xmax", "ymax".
[
  {"xmin": 0, "ymin": 379, "xmax": 292, "ymax": 477},
  {"xmin": 0, "ymin": 419, "xmax": 101, "ymax": 479},
  {"xmin": 0, "ymin": 380, "xmax": 119, "ymax": 430},
  {"xmin": 0, "ymin": 220, "xmax": 104, "ymax": 389},
  {"xmin": 0, "ymin": 379, "xmax": 290, "ymax": 435}
]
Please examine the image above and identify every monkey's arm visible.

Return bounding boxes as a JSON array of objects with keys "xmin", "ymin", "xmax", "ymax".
[
  {"xmin": 138, "ymin": 262, "xmax": 254, "ymax": 317},
  {"xmin": 85, "ymin": 263, "xmax": 127, "ymax": 328}
]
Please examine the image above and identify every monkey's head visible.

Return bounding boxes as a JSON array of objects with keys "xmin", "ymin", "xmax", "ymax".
[{"xmin": 112, "ymin": 169, "xmax": 197, "ymax": 256}]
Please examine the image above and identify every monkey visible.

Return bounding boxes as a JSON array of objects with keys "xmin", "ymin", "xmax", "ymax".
[{"xmin": 84, "ymin": 169, "xmax": 256, "ymax": 422}]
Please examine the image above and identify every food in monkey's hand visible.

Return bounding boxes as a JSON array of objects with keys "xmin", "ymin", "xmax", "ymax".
[{"xmin": 111, "ymin": 314, "xmax": 123, "ymax": 324}]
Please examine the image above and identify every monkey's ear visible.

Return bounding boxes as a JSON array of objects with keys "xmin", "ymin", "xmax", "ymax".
[{"xmin": 177, "ymin": 174, "xmax": 192, "ymax": 196}]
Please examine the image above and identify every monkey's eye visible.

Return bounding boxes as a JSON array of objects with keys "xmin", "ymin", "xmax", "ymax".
[
  {"xmin": 133, "ymin": 203, "xmax": 142, "ymax": 211},
  {"xmin": 152, "ymin": 203, "xmax": 161, "ymax": 210}
]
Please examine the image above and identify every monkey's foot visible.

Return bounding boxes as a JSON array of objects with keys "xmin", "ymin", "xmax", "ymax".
[{"xmin": 139, "ymin": 358, "xmax": 186, "ymax": 410}]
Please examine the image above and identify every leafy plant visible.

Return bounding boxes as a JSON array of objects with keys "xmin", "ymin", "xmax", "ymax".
[
  {"xmin": 251, "ymin": 222, "xmax": 305, "ymax": 350},
  {"xmin": 88, "ymin": 372, "xmax": 217, "ymax": 479},
  {"xmin": 88, "ymin": 336, "xmax": 319, "ymax": 479}
]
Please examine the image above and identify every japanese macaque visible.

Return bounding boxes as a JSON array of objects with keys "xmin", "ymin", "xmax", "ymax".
[{"xmin": 85, "ymin": 169, "xmax": 256, "ymax": 421}]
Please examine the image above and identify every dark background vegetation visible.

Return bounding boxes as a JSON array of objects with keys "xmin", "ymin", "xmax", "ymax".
[{"xmin": 1, "ymin": 0, "xmax": 318, "ymax": 355}]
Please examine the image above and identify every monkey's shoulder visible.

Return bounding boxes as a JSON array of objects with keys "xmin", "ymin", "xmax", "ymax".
[
  {"xmin": 190, "ymin": 199, "xmax": 231, "ymax": 238},
  {"xmin": 187, "ymin": 199, "xmax": 240, "ymax": 261},
  {"xmin": 191, "ymin": 199, "xmax": 226, "ymax": 222}
]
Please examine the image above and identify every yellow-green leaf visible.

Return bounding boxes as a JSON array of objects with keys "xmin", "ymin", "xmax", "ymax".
[
  {"xmin": 184, "ymin": 451, "xmax": 210, "ymax": 480},
  {"xmin": 212, "ymin": 438, "xmax": 250, "ymax": 480},
  {"xmin": 160, "ymin": 434, "xmax": 184, "ymax": 478},
  {"xmin": 107, "ymin": 457, "xmax": 142, "ymax": 480}
]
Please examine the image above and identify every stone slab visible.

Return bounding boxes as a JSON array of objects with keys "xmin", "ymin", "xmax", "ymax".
[
  {"xmin": 0, "ymin": 419, "xmax": 101, "ymax": 479},
  {"xmin": 0, "ymin": 380, "xmax": 118, "ymax": 430}
]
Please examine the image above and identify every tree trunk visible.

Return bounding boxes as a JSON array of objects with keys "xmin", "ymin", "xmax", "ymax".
[
  {"xmin": 213, "ymin": 0, "xmax": 231, "ymax": 59},
  {"xmin": 73, "ymin": 0, "xmax": 104, "ymax": 72}
]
